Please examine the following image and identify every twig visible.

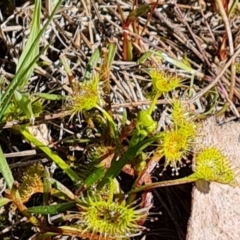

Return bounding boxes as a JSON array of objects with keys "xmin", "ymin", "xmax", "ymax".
[
  {"xmin": 9, "ymin": 158, "xmax": 49, "ymax": 169},
  {"xmin": 1, "ymin": 99, "xmax": 171, "ymax": 129},
  {"xmin": 215, "ymin": 0, "xmax": 236, "ymax": 100},
  {"xmin": 4, "ymin": 150, "xmax": 37, "ymax": 158},
  {"xmin": 199, "ymin": 7, "xmax": 216, "ymax": 44},
  {"xmin": 189, "ymin": 45, "xmax": 240, "ymax": 104},
  {"xmin": 153, "ymin": 9, "xmax": 205, "ymax": 63},
  {"xmin": 174, "ymin": 4, "xmax": 212, "ymax": 67}
]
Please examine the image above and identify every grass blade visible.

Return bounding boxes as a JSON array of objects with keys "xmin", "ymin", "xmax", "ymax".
[
  {"xmin": 84, "ymin": 48, "xmax": 100, "ymax": 79},
  {"xmin": 0, "ymin": 197, "xmax": 11, "ymax": 207},
  {"xmin": 47, "ymin": 177, "xmax": 75, "ymax": 200},
  {"xmin": 15, "ymin": 125, "xmax": 80, "ymax": 183},
  {"xmin": 0, "ymin": 146, "xmax": 14, "ymax": 189},
  {"xmin": 97, "ymin": 134, "xmax": 161, "ymax": 189},
  {"xmin": 26, "ymin": 202, "xmax": 75, "ymax": 214},
  {"xmin": 16, "ymin": 0, "xmax": 41, "ymax": 89},
  {"xmin": 0, "ymin": 0, "xmax": 63, "ymax": 121},
  {"xmin": 0, "ymin": 44, "xmax": 49, "ymax": 121}
]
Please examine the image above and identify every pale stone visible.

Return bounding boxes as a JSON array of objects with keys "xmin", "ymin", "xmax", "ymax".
[{"xmin": 186, "ymin": 117, "xmax": 240, "ymax": 240}]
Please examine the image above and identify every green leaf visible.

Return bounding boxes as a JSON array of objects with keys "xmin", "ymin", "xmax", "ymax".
[
  {"xmin": 83, "ymin": 167, "xmax": 106, "ymax": 189},
  {"xmin": 47, "ymin": 177, "xmax": 75, "ymax": 200},
  {"xmin": 15, "ymin": 125, "xmax": 80, "ymax": 183},
  {"xmin": 0, "ymin": 0, "xmax": 63, "ymax": 122},
  {"xmin": 106, "ymin": 42, "xmax": 117, "ymax": 69},
  {"xmin": 155, "ymin": 51, "xmax": 204, "ymax": 79},
  {"xmin": 84, "ymin": 48, "xmax": 100, "ymax": 79},
  {"xmin": 36, "ymin": 232, "xmax": 57, "ymax": 240},
  {"xmin": 138, "ymin": 50, "xmax": 204, "ymax": 79},
  {"xmin": 0, "ymin": 42, "xmax": 49, "ymax": 122},
  {"xmin": 14, "ymin": 91, "xmax": 34, "ymax": 122},
  {"xmin": 127, "ymin": 5, "xmax": 150, "ymax": 22},
  {"xmin": 43, "ymin": 167, "xmax": 51, "ymax": 205},
  {"xmin": 0, "ymin": 197, "xmax": 11, "ymax": 207},
  {"xmin": 96, "ymin": 106, "xmax": 120, "ymax": 164},
  {"xmin": 35, "ymin": 92, "xmax": 67, "ymax": 101},
  {"xmin": 97, "ymin": 134, "xmax": 161, "ymax": 189},
  {"xmin": 16, "ymin": 0, "xmax": 41, "ymax": 89},
  {"xmin": 126, "ymin": 39, "xmax": 133, "ymax": 61},
  {"xmin": 0, "ymin": 146, "xmax": 14, "ymax": 189},
  {"xmin": 13, "ymin": 0, "xmax": 42, "ymax": 122},
  {"xmin": 26, "ymin": 201, "xmax": 75, "ymax": 214},
  {"xmin": 229, "ymin": 0, "xmax": 239, "ymax": 16},
  {"xmin": 137, "ymin": 51, "xmax": 153, "ymax": 64}
]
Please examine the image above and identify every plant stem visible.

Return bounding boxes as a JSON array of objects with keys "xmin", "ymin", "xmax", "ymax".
[{"xmin": 128, "ymin": 176, "xmax": 197, "ymax": 195}]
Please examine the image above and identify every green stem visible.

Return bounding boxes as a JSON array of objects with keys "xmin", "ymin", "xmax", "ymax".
[
  {"xmin": 127, "ymin": 175, "xmax": 197, "ymax": 195},
  {"xmin": 148, "ymin": 92, "xmax": 161, "ymax": 114},
  {"xmin": 96, "ymin": 105, "xmax": 120, "ymax": 163},
  {"xmin": 97, "ymin": 134, "xmax": 161, "ymax": 190}
]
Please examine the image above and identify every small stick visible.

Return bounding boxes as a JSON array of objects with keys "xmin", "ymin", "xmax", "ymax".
[{"xmin": 215, "ymin": 0, "xmax": 236, "ymax": 100}]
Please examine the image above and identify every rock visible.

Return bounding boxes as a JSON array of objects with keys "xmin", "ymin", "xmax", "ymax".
[{"xmin": 186, "ymin": 117, "xmax": 240, "ymax": 240}]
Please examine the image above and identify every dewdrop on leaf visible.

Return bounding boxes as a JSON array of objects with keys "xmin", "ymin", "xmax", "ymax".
[
  {"xmin": 159, "ymin": 100, "xmax": 198, "ymax": 174},
  {"xmin": 171, "ymin": 100, "xmax": 192, "ymax": 126},
  {"xmin": 69, "ymin": 73, "xmax": 100, "ymax": 116},
  {"xmin": 8, "ymin": 163, "xmax": 44, "ymax": 211},
  {"xmin": 76, "ymin": 192, "xmax": 150, "ymax": 239},
  {"xmin": 147, "ymin": 69, "xmax": 183, "ymax": 94},
  {"xmin": 171, "ymin": 100, "xmax": 198, "ymax": 131},
  {"xmin": 193, "ymin": 147, "xmax": 237, "ymax": 186},
  {"xmin": 160, "ymin": 128, "xmax": 193, "ymax": 174}
]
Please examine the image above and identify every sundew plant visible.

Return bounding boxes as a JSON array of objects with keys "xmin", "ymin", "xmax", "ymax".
[{"xmin": 0, "ymin": 1, "xmax": 238, "ymax": 239}]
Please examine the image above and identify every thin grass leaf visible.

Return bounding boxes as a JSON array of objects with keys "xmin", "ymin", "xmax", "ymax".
[
  {"xmin": 137, "ymin": 51, "xmax": 153, "ymax": 64},
  {"xmin": 35, "ymin": 92, "xmax": 67, "ymax": 100},
  {"xmin": 60, "ymin": 54, "xmax": 79, "ymax": 92},
  {"xmin": 0, "ymin": 197, "xmax": 11, "ymax": 207},
  {"xmin": 100, "ymin": 42, "xmax": 117, "ymax": 106},
  {"xmin": 15, "ymin": 125, "xmax": 80, "ymax": 183},
  {"xmin": 36, "ymin": 233, "xmax": 58, "ymax": 240},
  {"xmin": 43, "ymin": 167, "xmax": 51, "ymax": 205},
  {"xmin": 26, "ymin": 201, "xmax": 75, "ymax": 214},
  {"xmin": 97, "ymin": 133, "xmax": 161, "ymax": 189},
  {"xmin": 96, "ymin": 106, "xmax": 120, "ymax": 163},
  {"xmin": 106, "ymin": 42, "xmax": 117, "ymax": 69},
  {"xmin": 139, "ymin": 50, "xmax": 204, "ymax": 79},
  {"xmin": 15, "ymin": 0, "xmax": 62, "ymax": 81},
  {"xmin": 155, "ymin": 51, "xmax": 204, "ymax": 78},
  {"xmin": 16, "ymin": 0, "xmax": 41, "ymax": 89},
  {"xmin": 47, "ymin": 177, "xmax": 75, "ymax": 200},
  {"xmin": 229, "ymin": 0, "xmax": 239, "ymax": 16},
  {"xmin": 0, "ymin": 146, "xmax": 14, "ymax": 189},
  {"xmin": 127, "ymin": 5, "xmax": 150, "ymax": 23},
  {"xmin": 14, "ymin": 91, "xmax": 34, "ymax": 120},
  {"xmin": 101, "ymin": 41, "xmax": 117, "ymax": 81},
  {"xmin": 0, "ymin": 0, "xmax": 63, "ymax": 122},
  {"xmin": 0, "ymin": 44, "xmax": 49, "ymax": 122},
  {"xmin": 83, "ymin": 167, "xmax": 106, "ymax": 189},
  {"xmin": 84, "ymin": 48, "xmax": 100, "ymax": 79},
  {"xmin": 14, "ymin": 0, "xmax": 41, "ymax": 121},
  {"xmin": 45, "ymin": 0, "xmax": 59, "ymax": 15}
]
